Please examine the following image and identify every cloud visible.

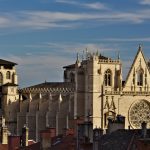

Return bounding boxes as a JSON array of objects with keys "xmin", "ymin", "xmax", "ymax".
[
  {"xmin": 84, "ymin": 2, "xmax": 107, "ymax": 10},
  {"xmin": 3, "ymin": 52, "xmax": 74, "ymax": 87},
  {"xmin": 0, "ymin": 8, "xmax": 150, "ymax": 30},
  {"xmin": 140, "ymin": 0, "xmax": 150, "ymax": 5},
  {"xmin": 55, "ymin": 0, "xmax": 108, "ymax": 10},
  {"xmin": 2, "ymin": 41, "xmax": 145, "ymax": 87},
  {"xmin": 25, "ymin": 42, "xmax": 115, "ymax": 54},
  {"xmin": 97, "ymin": 37, "xmax": 150, "ymax": 42}
]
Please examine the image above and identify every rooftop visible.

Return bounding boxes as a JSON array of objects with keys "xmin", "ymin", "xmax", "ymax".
[
  {"xmin": 63, "ymin": 64, "xmax": 75, "ymax": 69},
  {"xmin": 99, "ymin": 129, "xmax": 150, "ymax": 150},
  {"xmin": 0, "ymin": 59, "xmax": 17, "ymax": 66},
  {"xmin": 24, "ymin": 82, "xmax": 74, "ymax": 89}
]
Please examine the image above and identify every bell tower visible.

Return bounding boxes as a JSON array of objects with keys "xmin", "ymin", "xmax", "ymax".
[{"xmin": 0, "ymin": 59, "xmax": 19, "ymax": 134}]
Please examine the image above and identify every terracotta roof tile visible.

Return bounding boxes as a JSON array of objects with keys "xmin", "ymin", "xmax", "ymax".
[{"xmin": 0, "ymin": 144, "xmax": 8, "ymax": 150}]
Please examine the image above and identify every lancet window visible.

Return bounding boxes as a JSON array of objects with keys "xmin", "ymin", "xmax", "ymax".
[
  {"xmin": 104, "ymin": 69, "xmax": 112, "ymax": 86},
  {"xmin": 137, "ymin": 69, "xmax": 143, "ymax": 86},
  {"xmin": 6, "ymin": 71, "xmax": 11, "ymax": 79}
]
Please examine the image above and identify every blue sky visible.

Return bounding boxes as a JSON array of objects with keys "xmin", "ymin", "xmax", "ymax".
[{"xmin": 1, "ymin": 0, "xmax": 150, "ymax": 87}]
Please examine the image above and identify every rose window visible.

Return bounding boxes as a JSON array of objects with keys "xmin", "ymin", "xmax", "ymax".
[{"xmin": 129, "ymin": 100, "xmax": 150, "ymax": 128}]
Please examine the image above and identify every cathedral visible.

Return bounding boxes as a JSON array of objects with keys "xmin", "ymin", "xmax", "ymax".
[{"xmin": 0, "ymin": 45, "xmax": 150, "ymax": 142}]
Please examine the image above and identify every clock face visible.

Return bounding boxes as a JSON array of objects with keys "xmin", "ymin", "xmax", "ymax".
[{"xmin": 129, "ymin": 100, "xmax": 150, "ymax": 129}]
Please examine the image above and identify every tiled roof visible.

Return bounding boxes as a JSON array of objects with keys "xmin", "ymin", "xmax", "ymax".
[
  {"xmin": 0, "ymin": 59, "xmax": 17, "ymax": 65},
  {"xmin": 99, "ymin": 129, "xmax": 150, "ymax": 150},
  {"xmin": 0, "ymin": 144, "xmax": 8, "ymax": 150},
  {"xmin": 50, "ymin": 135, "xmax": 92, "ymax": 150},
  {"xmin": 24, "ymin": 82, "xmax": 74, "ymax": 89},
  {"xmin": 50, "ymin": 135, "xmax": 75, "ymax": 150}
]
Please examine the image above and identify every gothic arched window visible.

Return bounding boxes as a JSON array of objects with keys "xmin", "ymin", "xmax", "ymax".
[
  {"xmin": 0, "ymin": 73, "xmax": 3, "ymax": 85},
  {"xmin": 104, "ymin": 69, "xmax": 112, "ymax": 86},
  {"xmin": 6, "ymin": 71, "xmax": 11, "ymax": 79},
  {"xmin": 137, "ymin": 69, "xmax": 143, "ymax": 86}
]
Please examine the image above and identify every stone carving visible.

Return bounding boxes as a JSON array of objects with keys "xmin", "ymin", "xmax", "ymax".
[{"xmin": 129, "ymin": 100, "xmax": 150, "ymax": 128}]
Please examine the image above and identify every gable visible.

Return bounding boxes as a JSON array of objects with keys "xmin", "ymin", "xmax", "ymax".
[{"xmin": 123, "ymin": 46, "xmax": 150, "ymax": 90}]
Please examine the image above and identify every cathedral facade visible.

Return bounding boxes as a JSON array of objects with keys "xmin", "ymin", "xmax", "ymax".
[{"xmin": 0, "ymin": 45, "xmax": 150, "ymax": 141}]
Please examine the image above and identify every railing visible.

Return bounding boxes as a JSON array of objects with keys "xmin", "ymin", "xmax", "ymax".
[
  {"xmin": 105, "ymin": 90, "xmax": 150, "ymax": 96},
  {"xmin": 99, "ymin": 59, "xmax": 120, "ymax": 63},
  {"xmin": 19, "ymin": 87, "xmax": 75, "ymax": 94}
]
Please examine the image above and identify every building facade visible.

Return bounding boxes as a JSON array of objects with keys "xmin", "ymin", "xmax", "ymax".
[{"xmin": 0, "ymin": 45, "xmax": 150, "ymax": 141}]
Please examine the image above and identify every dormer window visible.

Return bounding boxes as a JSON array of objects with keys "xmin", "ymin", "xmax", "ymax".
[
  {"xmin": 104, "ymin": 69, "xmax": 112, "ymax": 86},
  {"xmin": 137, "ymin": 69, "xmax": 143, "ymax": 86}
]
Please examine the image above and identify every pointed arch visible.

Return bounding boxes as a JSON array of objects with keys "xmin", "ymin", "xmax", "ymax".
[
  {"xmin": 137, "ymin": 68, "xmax": 144, "ymax": 86},
  {"xmin": 104, "ymin": 69, "xmax": 112, "ymax": 86},
  {"xmin": 6, "ymin": 71, "xmax": 11, "ymax": 79}
]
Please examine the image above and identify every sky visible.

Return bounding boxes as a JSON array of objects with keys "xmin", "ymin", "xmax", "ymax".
[{"xmin": 1, "ymin": 0, "xmax": 150, "ymax": 87}]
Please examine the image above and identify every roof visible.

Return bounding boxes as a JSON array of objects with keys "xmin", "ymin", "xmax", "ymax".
[
  {"xmin": 2, "ymin": 83, "xmax": 18, "ymax": 86},
  {"xmin": 63, "ymin": 64, "xmax": 75, "ymax": 69},
  {"xmin": 24, "ymin": 82, "xmax": 74, "ymax": 89},
  {"xmin": 50, "ymin": 135, "xmax": 75, "ymax": 150},
  {"xmin": 99, "ymin": 54, "xmax": 109, "ymax": 60},
  {"xmin": 26, "ymin": 142, "xmax": 40, "ymax": 150},
  {"xmin": 99, "ymin": 129, "xmax": 150, "ymax": 150},
  {"xmin": 124, "ymin": 46, "xmax": 150, "ymax": 87},
  {"xmin": 0, "ymin": 144, "xmax": 8, "ymax": 150},
  {"xmin": 0, "ymin": 59, "xmax": 17, "ymax": 66}
]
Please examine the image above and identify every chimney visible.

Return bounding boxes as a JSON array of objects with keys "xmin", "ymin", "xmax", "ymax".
[
  {"xmin": 141, "ymin": 121, "xmax": 147, "ymax": 138},
  {"xmin": 40, "ymin": 128, "xmax": 56, "ymax": 149},
  {"xmin": 8, "ymin": 136, "xmax": 20, "ymax": 150},
  {"xmin": 107, "ymin": 115, "xmax": 125, "ymax": 134},
  {"xmin": 1, "ymin": 126, "xmax": 8, "ymax": 144},
  {"xmin": 1, "ymin": 117, "xmax": 8, "ymax": 144},
  {"xmin": 21, "ymin": 125, "xmax": 29, "ymax": 147}
]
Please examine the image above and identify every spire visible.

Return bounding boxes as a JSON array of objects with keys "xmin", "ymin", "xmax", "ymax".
[
  {"xmin": 58, "ymin": 93, "xmax": 62, "ymax": 111},
  {"xmin": 85, "ymin": 48, "xmax": 88, "ymax": 59},
  {"xmin": 138, "ymin": 44, "xmax": 142, "ymax": 51},
  {"xmin": 118, "ymin": 51, "xmax": 120, "ymax": 60},
  {"xmin": 59, "ymin": 93, "xmax": 62, "ymax": 103},
  {"xmin": 29, "ymin": 93, "xmax": 32, "ymax": 102},
  {"xmin": 96, "ymin": 49, "xmax": 99, "ymax": 56},
  {"xmin": 39, "ymin": 92, "xmax": 42, "ymax": 99},
  {"xmin": 19, "ymin": 93, "xmax": 23, "ymax": 101},
  {"xmin": 49, "ymin": 93, "xmax": 52, "ymax": 101},
  {"xmin": 48, "ymin": 93, "xmax": 52, "ymax": 111},
  {"xmin": 76, "ymin": 52, "xmax": 80, "ymax": 64}
]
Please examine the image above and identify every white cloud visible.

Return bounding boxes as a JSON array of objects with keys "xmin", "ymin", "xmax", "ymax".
[
  {"xmin": 84, "ymin": 2, "xmax": 107, "ymax": 10},
  {"xmin": 2, "ymin": 41, "xmax": 143, "ymax": 86},
  {"xmin": 3, "ymin": 52, "xmax": 74, "ymax": 87},
  {"xmin": 0, "ymin": 16, "xmax": 11, "ymax": 27},
  {"xmin": 97, "ymin": 37, "xmax": 150, "ymax": 42},
  {"xmin": 0, "ymin": 9, "xmax": 150, "ymax": 30},
  {"xmin": 55, "ymin": 0, "xmax": 108, "ymax": 10},
  {"xmin": 25, "ymin": 42, "xmax": 115, "ymax": 54},
  {"xmin": 140, "ymin": 0, "xmax": 150, "ymax": 5}
]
